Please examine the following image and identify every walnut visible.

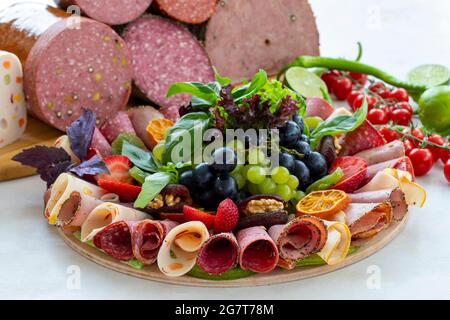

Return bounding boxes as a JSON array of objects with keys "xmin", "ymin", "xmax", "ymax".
[
  {"xmin": 148, "ymin": 194, "xmax": 164, "ymax": 209},
  {"xmin": 165, "ymin": 194, "xmax": 181, "ymax": 207},
  {"xmin": 246, "ymin": 199, "xmax": 284, "ymax": 215}
]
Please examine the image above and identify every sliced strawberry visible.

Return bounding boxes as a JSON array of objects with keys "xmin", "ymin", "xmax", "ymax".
[
  {"xmin": 97, "ymin": 155, "xmax": 132, "ymax": 183},
  {"xmin": 97, "ymin": 179, "xmax": 141, "ymax": 202},
  {"xmin": 159, "ymin": 213, "xmax": 186, "ymax": 223},
  {"xmin": 183, "ymin": 205, "xmax": 215, "ymax": 229},
  {"xmin": 339, "ymin": 121, "xmax": 386, "ymax": 156},
  {"xmin": 330, "ymin": 156, "xmax": 368, "ymax": 193},
  {"xmin": 214, "ymin": 199, "xmax": 239, "ymax": 234}
]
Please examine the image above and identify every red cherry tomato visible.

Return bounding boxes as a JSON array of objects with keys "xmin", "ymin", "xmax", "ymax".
[
  {"xmin": 426, "ymin": 134, "xmax": 445, "ymax": 162},
  {"xmin": 408, "ymin": 148, "xmax": 434, "ymax": 176},
  {"xmin": 321, "ymin": 70, "xmax": 341, "ymax": 89},
  {"xmin": 404, "ymin": 140, "xmax": 415, "ymax": 156},
  {"xmin": 410, "ymin": 128, "xmax": 425, "ymax": 141},
  {"xmin": 379, "ymin": 127, "xmax": 399, "ymax": 143},
  {"xmin": 395, "ymin": 102, "xmax": 413, "ymax": 114},
  {"xmin": 369, "ymin": 82, "xmax": 384, "ymax": 93},
  {"xmin": 440, "ymin": 142, "xmax": 450, "ymax": 163},
  {"xmin": 390, "ymin": 88, "xmax": 409, "ymax": 102},
  {"xmin": 332, "ymin": 77, "xmax": 353, "ymax": 100},
  {"xmin": 378, "ymin": 104, "xmax": 391, "ymax": 119},
  {"xmin": 444, "ymin": 159, "xmax": 450, "ymax": 183},
  {"xmin": 368, "ymin": 108, "xmax": 389, "ymax": 125},
  {"xmin": 347, "ymin": 90, "xmax": 363, "ymax": 107},
  {"xmin": 379, "ymin": 89, "xmax": 392, "ymax": 99},
  {"xmin": 391, "ymin": 109, "xmax": 412, "ymax": 125},
  {"xmin": 348, "ymin": 72, "xmax": 368, "ymax": 85},
  {"xmin": 352, "ymin": 94, "xmax": 377, "ymax": 111}
]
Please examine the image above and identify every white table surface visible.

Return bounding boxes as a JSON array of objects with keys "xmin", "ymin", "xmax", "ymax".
[{"xmin": 1, "ymin": 0, "xmax": 450, "ymax": 300}]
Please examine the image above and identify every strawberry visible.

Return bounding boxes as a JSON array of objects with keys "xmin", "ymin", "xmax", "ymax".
[
  {"xmin": 97, "ymin": 155, "xmax": 132, "ymax": 183},
  {"xmin": 97, "ymin": 179, "xmax": 142, "ymax": 202},
  {"xmin": 329, "ymin": 156, "xmax": 368, "ymax": 193},
  {"xmin": 183, "ymin": 205, "xmax": 215, "ymax": 229},
  {"xmin": 214, "ymin": 198, "xmax": 239, "ymax": 234}
]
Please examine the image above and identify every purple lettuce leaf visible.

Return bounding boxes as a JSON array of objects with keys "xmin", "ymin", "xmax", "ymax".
[
  {"xmin": 67, "ymin": 108, "xmax": 96, "ymax": 161},
  {"xmin": 69, "ymin": 155, "xmax": 109, "ymax": 177}
]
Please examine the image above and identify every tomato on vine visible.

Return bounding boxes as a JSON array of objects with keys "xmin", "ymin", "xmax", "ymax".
[
  {"xmin": 408, "ymin": 148, "xmax": 434, "ymax": 176},
  {"xmin": 391, "ymin": 108, "xmax": 412, "ymax": 125},
  {"xmin": 349, "ymin": 72, "xmax": 368, "ymax": 85},
  {"xmin": 368, "ymin": 108, "xmax": 389, "ymax": 125},
  {"xmin": 332, "ymin": 77, "xmax": 353, "ymax": 100},
  {"xmin": 426, "ymin": 134, "xmax": 445, "ymax": 162},
  {"xmin": 444, "ymin": 159, "xmax": 450, "ymax": 183},
  {"xmin": 390, "ymin": 88, "xmax": 409, "ymax": 102},
  {"xmin": 379, "ymin": 127, "xmax": 399, "ymax": 143}
]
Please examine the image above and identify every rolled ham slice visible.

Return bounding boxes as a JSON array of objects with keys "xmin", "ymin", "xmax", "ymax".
[
  {"xmin": 237, "ymin": 226, "xmax": 279, "ymax": 273},
  {"xmin": 268, "ymin": 216, "xmax": 327, "ymax": 270},
  {"xmin": 157, "ymin": 221, "xmax": 209, "ymax": 277},
  {"xmin": 91, "ymin": 127, "xmax": 112, "ymax": 156},
  {"xmin": 344, "ymin": 202, "xmax": 393, "ymax": 239},
  {"xmin": 317, "ymin": 220, "xmax": 351, "ymax": 266},
  {"xmin": 128, "ymin": 106, "xmax": 163, "ymax": 149},
  {"xmin": 197, "ymin": 233, "xmax": 239, "ymax": 275},
  {"xmin": 45, "ymin": 173, "xmax": 107, "ymax": 226},
  {"xmin": 363, "ymin": 156, "xmax": 414, "ymax": 185},
  {"xmin": 354, "ymin": 140, "xmax": 405, "ymax": 166},
  {"xmin": 80, "ymin": 202, "xmax": 149, "ymax": 242}
]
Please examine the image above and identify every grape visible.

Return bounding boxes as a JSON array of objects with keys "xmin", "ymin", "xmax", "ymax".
[
  {"xmin": 275, "ymin": 184, "xmax": 293, "ymax": 201},
  {"xmin": 231, "ymin": 172, "xmax": 246, "ymax": 190},
  {"xmin": 226, "ymin": 139, "xmax": 245, "ymax": 152},
  {"xmin": 279, "ymin": 120, "xmax": 300, "ymax": 147},
  {"xmin": 291, "ymin": 190, "xmax": 306, "ymax": 205},
  {"xmin": 258, "ymin": 178, "xmax": 277, "ymax": 194},
  {"xmin": 248, "ymin": 148, "xmax": 267, "ymax": 165},
  {"xmin": 214, "ymin": 175, "xmax": 238, "ymax": 199},
  {"xmin": 193, "ymin": 163, "xmax": 215, "ymax": 188},
  {"xmin": 293, "ymin": 140, "xmax": 311, "ymax": 156},
  {"xmin": 246, "ymin": 166, "xmax": 266, "ymax": 184},
  {"xmin": 152, "ymin": 142, "xmax": 165, "ymax": 162},
  {"xmin": 287, "ymin": 175, "xmax": 299, "ymax": 190},
  {"xmin": 304, "ymin": 152, "xmax": 328, "ymax": 179},
  {"xmin": 293, "ymin": 160, "xmax": 311, "ymax": 190},
  {"xmin": 179, "ymin": 170, "xmax": 195, "ymax": 190},
  {"xmin": 230, "ymin": 164, "xmax": 244, "ymax": 175},
  {"xmin": 279, "ymin": 153, "xmax": 295, "ymax": 173},
  {"xmin": 271, "ymin": 166, "xmax": 290, "ymax": 184},
  {"xmin": 211, "ymin": 147, "xmax": 237, "ymax": 174},
  {"xmin": 247, "ymin": 182, "xmax": 260, "ymax": 195},
  {"xmin": 292, "ymin": 115, "xmax": 305, "ymax": 134}
]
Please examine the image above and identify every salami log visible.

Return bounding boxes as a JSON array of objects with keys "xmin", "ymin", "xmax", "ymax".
[
  {"xmin": 197, "ymin": 233, "xmax": 239, "ymax": 275},
  {"xmin": 203, "ymin": 0, "xmax": 320, "ymax": 83},
  {"xmin": 55, "ymin": 0, "xmax": 153, "ymax": 26},
  {"xmin": 122, "ymin": 15, "xmax": 214, "ymax": 109},
  {"xmin": 339, "ymin": 121, "xmax": 386, "ymax": 156},
  {"xmin": 153, "ymin": 0, "xmax": 216, "ymax": 24}
]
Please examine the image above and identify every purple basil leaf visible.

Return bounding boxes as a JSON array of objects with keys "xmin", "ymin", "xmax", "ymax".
[
  {"xmin": 69, "ymin": 155, "xmax": 109, "ymax": 177},
  {"xmin": 38, "ymin": 161, "xmax": 72, "ymax": 188},
  {"xmin": 67, "ymin": 108, "xmax": 96, "ymax": 161}
]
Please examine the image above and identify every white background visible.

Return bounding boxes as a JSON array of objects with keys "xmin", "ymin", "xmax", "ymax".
[{"xmin": 1, "ymin": 0, "xmax": 450, "ymax": 299}]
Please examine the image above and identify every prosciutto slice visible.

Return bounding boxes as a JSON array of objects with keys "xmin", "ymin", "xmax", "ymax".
[
  {"xmin": 197, "ymin": 233, "xmax": 240, "ymax": 275},
  {"xmin": 344, "ymin": 202, "xmax": 393, "ymax": 239},
  {"xmin": 354, "ymin": 140, "xmax": 405, "ymax": 166},
  {"xmin": 268, "ymin": 216, "xmax": 327, "ymax": 270},
  {"xmin": 236, "ymin": 226, "xmax": 279, "ymax": 273}
]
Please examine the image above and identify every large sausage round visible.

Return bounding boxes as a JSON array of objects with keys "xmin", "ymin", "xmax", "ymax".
[
  {"xmin": 204, "ymin": 0, "xmax": 320, "ymax": 83},
  {"xmin": 153, "ymin": 0, "xmax": 217, "ymax": 24},
  {"xmin": 55, "ymin": 0, "xmax": 153, "ymax": 26}
]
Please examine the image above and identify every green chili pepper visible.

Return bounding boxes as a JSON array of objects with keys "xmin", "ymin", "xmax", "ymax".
[{"xmin": 306, "ymin": 168, "xmax": 344, "ymax": 194}]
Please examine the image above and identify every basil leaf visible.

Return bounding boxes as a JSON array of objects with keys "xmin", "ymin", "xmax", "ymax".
[
  {"xmin": 191, "ymin": 82, "xmax": 222, "ymax": 107},
  {"xmin": 122, "ymin": 141, "xmax": 159, "ymax": 173},
  {"xmin": 309, "ymin": 97, "xmax": 368, "ymax": 149},
  {"xmin": 127, "ymin": 259, "xmax": 144, "ymax": 269},
  {"xmin": 128, "ymin": 166, "xmax": 149, "ymax": 185},
  {"xmin": 162, "ymin": 112, "xmax": 212, "ymax": 165},
  {"xmin": 232, "ymin": 69, "xmax": 268, "ymax": 102},
  {"xmin": 134, "ymin": 172, "xmax": 175, "ymax": 208},
  {"xmin": 214, "ymin": 67, "xmax": 231, "ymax": 86},
  {"xmin": 167, "ymin": 82, "xmax": 219, "ymax": 106}
]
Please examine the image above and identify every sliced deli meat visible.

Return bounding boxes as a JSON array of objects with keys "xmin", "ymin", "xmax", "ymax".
[
  {"xmin": 93, "ymin": 221, "xmax": 134, "ymax": 261},
  {"xmin": 157, "ymin": 221, "xmax": 209, "ymax": 277},
  {"xmin": 197, "ymin": 233, "xmax": 240, "ymax": 275},
  {"xmin": 339, "ymin": 121, "xmax": 386, "ymax": 156},
  {"xmin": 123, "ymin": 16, "xmax": 214, "ymax": 109},
  {"xmin": 99, "ymin": 112, "xmax": 136, "ymax": 144},
  {"xmin": 128, "ymin": 106, "xmax": 164, "ymax": 149},
  {"xmin": 91, "ymin": 127, "xmax": 112, "ymax": 156},
  {"xmin": 317, "ymin": 220, "xmax": 351, "ymax": 266},
  {"xmin": 237, "ymin": 226, "xmax": 279, "ymax": 273},
  {"xmin": 268, "ymin": 216, "xmax": 327, "ymax": 270},
  {"xmin": 354, "ymin": 140, "xmax": 405, "ymax": 166},
  {"xmin": 344, "ymin": 202, "xmax": 393, "ymax": 239},
  {"xmin": 363, "ymin": 156, "xmax": 414, "ymax": 185},
  {"xmin": 55, "ymin": 0, "xmax": 153, "ymax": 26},
  {"xmin": 154, "ymin": 0, "xmax": 216, "ymax": 24},
  {"xmin": 305, "ymin": 97, "xmax": 335, "ymax": 120}
]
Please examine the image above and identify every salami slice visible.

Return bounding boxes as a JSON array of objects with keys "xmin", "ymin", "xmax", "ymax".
[
  {"xmin": 197, "ymin": 233, "xmax": 239, "ymax": 275},
  {"xmin": 354, "ymin": 140, "xmax": 405, "ymax": 166},
  {"xmin": 344, "ymin": 202, "xmax": 393, "ymax": 239},
  {"xmin": 153, "ymin": 0, "xmax": 216, "ymax": 24},
  {"xmin": 93, "ymin": 221, "xmax": 134, "ymax": 261},
  {"xmin": 236, "ymin": 226, "xmax": 279, "ymax": 273},
  {"xmin": 122, "ymin": 15, "xmax": 214, "ymax": 109},
  {"xmin": 91, "ymin": 127, "xmax": 112, "ymax": 156},
  {"xmin": 128, "ymin": 106, "xmax": 163, "ymax": 149},
  {"xmin": 203, "ymin": 0, "xmax": 320, "ymax": 83},
  {"xmin": 268, "ymin": 216, "xmax": 327, "ymax": 270},
  {"xmin": 339, "ymin": 121, "xmax": 386, "ymax": 156},
  {"xmin": 55, "ymin": 0, "xmax": 153, "ymax": 25},
  {"xmin": 99, "ymin": 112, "xmax": 136, "ymax": 143}
]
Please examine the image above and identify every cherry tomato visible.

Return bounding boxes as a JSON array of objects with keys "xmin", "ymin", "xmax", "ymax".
[
  {"xmin": 426, "ymin": 134, "xmax": 445, "ymax": 162},
  {"xmin": 404, "ymin": 140, "xmax": 415, "ymax": 156},
  {"xmin": 378, "ymin": 104, "xmax": 391, "ymax": 119},
  {"xmin": 379, "ymin": 89, "xmax": 392, "ymax": 99},
  {"xmin": 390, "ymin": 88, "xmax": 409, "ymax": 102},
  {"xmin": 347, "ymin": 90, "xmax": 363, "ymax": 107},
  {"xmin": 379, "ymin": 127, "xmax": 399, "ymax": 143},
  {"xmin": 348, "ymin": 72, "xmax": 368, "ymax": 85},
  {"xmin": 368, "ymin": 108, "xmax": 389, "ymax": 125},
  {"xmin": 395, "ymin": 102, "xmax": 413, "ymax": 114},
  {"xmin": 321, "ymin": 70, "xmax": 341, "ymax": 89},
  {"xmin": 352, "ymin": 94, "xmax": 377, "ymax": 111},
  {"xmin": 332, "ymin": 77, "xmax": 353, "ymax": 100},
  {"xmin": 408, "ymin": 148, "xmax": 434, "ymax": 176},
  {"xmin": 410, "ymin": 128, "xmax": 425, "ymax": 141},
  {"xmin": 440, "ymin": 142, "xmax": 450, "ymax": 163},
  {"xmin": 444, "ymin": 159, "xmax": 450, "ymax": 183},
  {"xmin": 391, "ymin": 108, "xmax": 412, "ymax": 125},
  {"xmin": 369, "ymin": 82, "xmax": 384, "ymax": 93}
]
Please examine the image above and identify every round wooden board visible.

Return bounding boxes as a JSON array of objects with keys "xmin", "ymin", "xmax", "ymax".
[{"xmin": 58, "ymin": 218, "xmax": 407, "ymax": 287}]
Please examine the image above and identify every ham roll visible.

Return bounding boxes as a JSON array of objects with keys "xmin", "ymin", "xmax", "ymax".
[
  {"xmin": 362, "ymin": 156, "xmax": 414, "ymax": 186},
  {"xmin": 127, "ymin": 106, "xmax": 164, "ymax": 150},
  {"xmin": 197, "ymin": 233, "xmax": 240, "ymax": 275},
  {"xmin": 344, "ymin": 202, "xmax": 393, "ymax": 239},
  {"xmin": 317, "ymin": 220, "xmax": 351, "ymax": 265},
  {"xmin": 354, "ymin": 140, "xmax": 405, "ymax": 166},
  {"xmin": 268, "ymin": 216, "xmax": 327, "ymax": 270},
  {"xmin": 45, "ymin": 173, "xmax": 107, "ymax": 226},
  {"xmin": 157, "ymin": 221, "xmax": 209, "ymax": 277},
  {"xmin": 237, "ymin": 227, "xmax": 279, "ymax": 273}
]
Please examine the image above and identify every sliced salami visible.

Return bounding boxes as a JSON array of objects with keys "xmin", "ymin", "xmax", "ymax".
[
  {"xmin": 93, "ymin": 221, "xmax": 134, "ymax": 261},
  {"xmin": 91, "ymin": 127, "xmax": 112, "ymax": 156},
  {"xmin": 339, "ymin": 121, "xmax": 386, "ymax": 156},
  {"xmin": 55, "ymin": 0, "xmax": 153, "ymax": 25},
  {"xmin": 153, "ymin": 0, "xmax": 216, "ymax": 24},
  {"xmin": 236, "ymin": 226, "xmax": 279, "ymax": 273},
  {"xmin": 99, "ymin": 111, "xmax": 136, "ymax": 143},
  {"xmin": 128, "ymin": 106, "xmax": 164, "ymax": 149},
  {"xmin": 122, "ymin": 15, "xmax": 214, "ymax": 109},
  {"xmin": 197, "ymin": 233, "xmax": 239, "ymax": 275}
]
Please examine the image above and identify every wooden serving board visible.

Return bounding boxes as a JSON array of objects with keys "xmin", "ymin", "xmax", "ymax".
[
  {"xmin": 58, "ymin": 217, "xmax": 407, "ymax": 287},
  {"xmin": 0, "ymin": 118, "xmax": 61, "ymax": 181}
]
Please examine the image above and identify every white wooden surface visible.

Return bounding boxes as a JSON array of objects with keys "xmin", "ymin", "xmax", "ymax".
[{"xmin": 1, "ymin": 0, "xmax": 450, "ymax": 299}]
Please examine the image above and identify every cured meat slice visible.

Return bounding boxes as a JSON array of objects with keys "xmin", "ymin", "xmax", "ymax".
[
  {"xmin": 128, "ymin": 106, "xmax": 163, "ymax": 149},
  {"xmin": 363, "ymin": 156, "xmax": 414, "ymax": 185},
  {"xmin": 203, "ymin": 0, "xmax": 320, "ymax": 83},
  {"xmin": 0, "ymin": 50, "xmax": 27, "ymax": 148},
  {"xmin": 45, "ymin": 173, "xmax": 106, "ymax": 226},
  {"xmin": 55, "ymin": 0, "xmax": 153, "ymax": 25},
  {"xmin": 317, "ymin": 220, "xmax": 351, "ymax": 266},
  {"xmin": 91, "ymin": 127, "xmax": 112, "ymax": 156},
  {"xmin": 93, "ymin": 221, "xmax": 134, "ymax": 261},
  {"xmin": 159, "ymin": 106, "xmax": 181, "ymax": 123},
  {"xmin": 268, "ymin": 216, "xmax": 327, "ymax": 270},
  {"xmin": 80, "ymin": 202, "xmax": 149, "ymax": 242},
  {"xmin": 236, "ymin": 226, "xmax": 279, "ymax": 273},
  {"xmin": 99, "ymin": 112, "xmax": 136, "ymax": 144},
  {"xmin": 197, "ymin": 233, "xmax": 239, "ymax": 275},
  {"xmin": 54, "ymin": 135, "xmax": 80, "ymax": 163},
  {"xmin": 153, "ymin": 0, "xmax": 216, "ymax": 24},
  {"xmin": 339, "ymin": 121, "xmax": 386, "ymax": 156},
  {"xmin": 354, "ymin": 140, "xmax": 405, "ymax": 166},
  {"xmin": 122, "ymin": 16, "xmax": 214, "ymax": 109},
  {"xmin": 305, "ymin": 97, "xmax": 335, "ymax": 120},
  {"xmin": 157, "ymin": 221, "xmax": 210, "ymax": 277},
  {"xmin": 344, "ymin": 202, "xmax": 393, "ymax": 239}
]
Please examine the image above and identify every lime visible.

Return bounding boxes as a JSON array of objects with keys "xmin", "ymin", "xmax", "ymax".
[
  {"xmin": 285, "ymin": 66, "xmax": 328, "ymax": 98},
  {"xmin": 304, "ymin": 116, "xmax": 323, "ymax": 130},
  {"xmin": 418, "ymin": 86, "xmax": 450, "ymax": 136},
  {"xmin": 407, "ymin": 64, "xmax": 450, "ymax": 87}
]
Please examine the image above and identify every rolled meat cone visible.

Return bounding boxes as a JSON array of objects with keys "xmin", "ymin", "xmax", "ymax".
[
  {"xmin": 45, "ymin": 173, "xmax": 107, "ymax": 226},
  {"xmin": 93, "ymin": 221, "xmax": 134, "ymax": 261},
  {"xmin": 354, "ymin": 140, "xmax": 405, "ymax": 166},
  {"xmin": 99, "ymin": 111, "xmax": 136, "ymax": 144},
  {"xmin": 127, "ymin": 106, "xmax": 163, "ymax": 150},
  {"xmin": 157, "ymin": 221, "xmax": 209, "ymax": 277},
  {"xmin": 317, "ymin": 220, "xmax": 351, "ymax": 266},
  {"xmin": 54, "ymin": 135, "xmax": 80, "ymax": 163},
  {"xmin": 268, "ymin": 216, "xmax": 327, "ymax": 270},
  {"xmin": 236, "ymin": 226, "xmax": 279, "ymax": 273},
  {"xmin": 80, "ymin": 202, "xmax": 150, "ymax": 242},
  {"xmin": 197, "ymin": 233, "xmax": 239, "ymax": 275},
  {"xmin": 344, "ymin": 202, "xmax": 393, "ymax": 239}
]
